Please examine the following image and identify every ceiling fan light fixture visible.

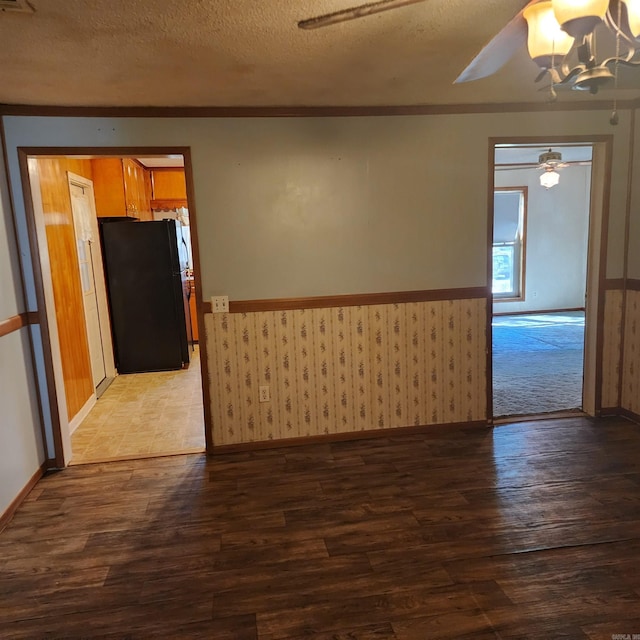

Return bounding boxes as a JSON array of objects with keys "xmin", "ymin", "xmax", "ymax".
[
  {"xmin": 301, "ymin": 0, "xmax": 640, "ymax": 98},
  {"xmin": 524, "ymin": 0, "xmax": 575, "ymax": 68},
  {"xmin": 552, "ymin": 0, "xmax": 609, "ymax": 38},
  {"xmin": 539, "ymin": 149, "xmax": 563, "ymax": 165},
  {"xmin": 622, "ymin": 0, "xmax": 640, "ymax": 37},
  {"xmin": 540, "ymin": 168, "xmax": 561, "ymax": 188},
  {"xmin": 572, "ymin": 64, "xmax": 616, "ymax": 91}
]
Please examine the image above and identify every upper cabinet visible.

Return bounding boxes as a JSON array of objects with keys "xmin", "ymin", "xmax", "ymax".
[
  {"xmin": 91, "ymin": 158, "xmax": 152, "ymax": 221},
  {"xmin": 151, "ymin": 169, "xmax": 188, "ymax": 209}
]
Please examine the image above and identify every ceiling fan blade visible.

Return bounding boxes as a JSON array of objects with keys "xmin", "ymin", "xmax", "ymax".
[
  {"xmin": 495, "ymin": 163, "xmax": 539, "ymax": 171},
  {"xmin": 495, "ymin": 160, "xmax": 592, "ymax": 171},
  {"xmin": 455, "ymin": 1, "xmax": 535, "ymax": 84},
  {"xmin": 298, "ymin": 0, "xmax": 429, "ymax": 30}
]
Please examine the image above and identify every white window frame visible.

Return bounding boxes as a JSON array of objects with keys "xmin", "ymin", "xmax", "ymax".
[{"xmin": 492, "ymin": 187, "xmax": 527, "ymax": 301}]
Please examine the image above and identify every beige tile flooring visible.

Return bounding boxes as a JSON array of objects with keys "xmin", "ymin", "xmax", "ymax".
[{"xmin": 70, "ymin": 346, "xmax": 205, "ymax": 465}]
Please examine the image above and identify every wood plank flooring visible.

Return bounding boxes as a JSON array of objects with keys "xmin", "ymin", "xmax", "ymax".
[{"xmin": 2, "ymin": 416, "xmax": 640, "ymax": 639}]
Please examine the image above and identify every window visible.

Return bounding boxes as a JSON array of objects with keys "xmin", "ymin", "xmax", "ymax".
[{"xmin": 493, "ymin": 188, "xmax": 526, "ymax": 299}]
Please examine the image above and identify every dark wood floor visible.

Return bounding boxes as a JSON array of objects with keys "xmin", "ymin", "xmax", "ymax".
[{"xmin": 2, "ymin": 417, "xmax": 640, "ymax": 639}]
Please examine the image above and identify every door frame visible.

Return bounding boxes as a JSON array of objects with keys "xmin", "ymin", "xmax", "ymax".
[
  {"xmin": 17, "ymin": 147, "xmax": 212, "ymax": 467},
  {"xmin": 487, "ymin": 135, "xmax": 613, "ymax": 421}
]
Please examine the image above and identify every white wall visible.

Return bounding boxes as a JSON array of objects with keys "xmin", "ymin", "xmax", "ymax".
[
  {"xmin": 2, "ymin": 110, "xmax": 632, "ymax": 304},
  {"xmin": 0, "ymin": 140, "xmax": 45, "ymax": 518},
  {"xmin": 494, "ymin": 165, "xmax": 591, "ymax": 313}
]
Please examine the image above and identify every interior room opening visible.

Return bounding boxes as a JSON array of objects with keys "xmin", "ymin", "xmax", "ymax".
[
  {"xmin": 491, "ymin": 142, "xmax": 594, "ymax": 419},
  {"xmin": 25, "ymin": 151, "xmax": 206, "ymax": 465}
]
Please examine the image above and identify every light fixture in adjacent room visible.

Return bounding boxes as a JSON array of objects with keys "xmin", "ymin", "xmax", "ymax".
[
  {"xmin": 538, "ymin": 149, "xmax": 564, "ymax": 188},
  {"xmin": 522, "ymin": 0, "xmax": 640, "ymax": 94},
  {"xmin": 540, "ymin": 168, "xmax": 561, "ymax": 188}
]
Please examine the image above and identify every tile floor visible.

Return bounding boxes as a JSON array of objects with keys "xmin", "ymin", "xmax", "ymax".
[{"xmin": 70, "ymin": 346, "xmax": 206, "ymax": 465}]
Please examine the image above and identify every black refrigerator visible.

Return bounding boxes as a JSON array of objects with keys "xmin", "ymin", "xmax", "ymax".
[{"xmin": 100, "ymin": 219, "xmax": 191, "ymax": 373}]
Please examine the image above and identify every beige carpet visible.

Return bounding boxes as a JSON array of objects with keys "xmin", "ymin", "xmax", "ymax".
[{"xmin": 493, "ymin": 312, "xmax": 585, "ymax": 418}]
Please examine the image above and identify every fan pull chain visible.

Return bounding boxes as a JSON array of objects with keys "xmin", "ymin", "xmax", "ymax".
[
  {"xmin": 549, "ymin": 42, "xmax": 557, "ymax": 102},
  {"xmin": 610, "ymin": 0, "xmax": 622, "ymax": 125}
]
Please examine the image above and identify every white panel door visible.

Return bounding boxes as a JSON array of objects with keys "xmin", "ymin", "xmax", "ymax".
[{"xmin": 70, "ymin": 183, "xmax": 107, "ymax": 388}]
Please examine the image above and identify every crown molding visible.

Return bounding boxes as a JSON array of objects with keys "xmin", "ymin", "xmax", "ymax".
[{"xmin": 0, "ymin": 100, "xmax": 636, "ymax": 118}]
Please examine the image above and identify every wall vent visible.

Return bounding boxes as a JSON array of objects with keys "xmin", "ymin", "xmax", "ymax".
[{"xmin": 0, "ymin": 0, "xmax": 34, "ymax": 13}]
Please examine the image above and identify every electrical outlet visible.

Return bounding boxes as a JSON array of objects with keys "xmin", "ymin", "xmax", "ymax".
[
  {"xmin": 259, "ymin": 385, "xmax": 270, "ymax": 403},
  {"xmin": 211, "ymin": 295, "xmax": 229, "ymax": 313}
]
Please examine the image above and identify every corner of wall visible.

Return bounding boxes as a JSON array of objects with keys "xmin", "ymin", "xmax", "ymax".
[{"xmin": 0, "ymin": 122, "xmax": 48, "ymax": 520}]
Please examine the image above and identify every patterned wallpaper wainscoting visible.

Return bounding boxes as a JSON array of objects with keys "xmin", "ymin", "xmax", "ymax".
[
  {"xmin": 602, "ymin": 289, "xmax": 624, "ymax": 409},
  {"xmin": 622, "ymin": 289, "xmax": 640, "ymax": 417},
  {"xmin": 204, "ymin": 299, "xmax": 487, "ymax": 446}
]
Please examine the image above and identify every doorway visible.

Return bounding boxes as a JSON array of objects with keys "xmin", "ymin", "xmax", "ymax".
[
  {"xmin": 21, "ymin": 149, "xmax": 209, "ymax": 466},
  {"xmin": 489, "ymin": 138, "xmax": 610, "ymax": 420}
]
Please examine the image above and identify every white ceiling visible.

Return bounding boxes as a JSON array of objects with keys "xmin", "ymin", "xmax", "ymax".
[
  {"xmin": 137, "ymin": 156, "xmax": 184, "ymax": 168},
  {"xmin": 2, "ymin": 0, "xmax": 640, "ymax": 108}
]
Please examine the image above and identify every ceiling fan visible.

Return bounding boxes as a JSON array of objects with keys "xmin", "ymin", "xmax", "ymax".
[
  {"xmin": 297, "ymin": 0, "xmax": 527, "ymax": 83},
  {"xmin": 495, "ymin": 148, "xmax": 592, "ymax": 188},
  {"xmin": 298, "ymin": 0, "xmax": 640, "ymax": 95},
  {"xmin": 496, "ymin": 148, "xmax": 592, "ymax": 170}
]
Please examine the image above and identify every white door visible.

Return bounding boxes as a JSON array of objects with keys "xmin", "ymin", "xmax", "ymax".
[{"xmin": 70, "ymin": 183, "xmax": 107, "ymax": 388}]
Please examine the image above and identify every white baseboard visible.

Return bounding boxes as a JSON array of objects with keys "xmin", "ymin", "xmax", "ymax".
[{"xmin": 68, "ymin": 394, "xmax": 96, "ymax": 434}]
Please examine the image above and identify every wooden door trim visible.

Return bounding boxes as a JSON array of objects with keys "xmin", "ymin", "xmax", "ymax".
[
  {"xmin": 17, "ymin": 150, "xmax": 66, "ymax": 467},
  {"xmin": 486, "ymin": 142, "xmax": 495, "ymax": 422},
  {"xmin": 16, "ymin": 146, "xmax": 212, "ymax": 463},
  {"xmin": 182, "ymin": 149, "xmax": 213, "ymax": 453},
  {"xmin": 487, "ymin": 135, "xmax": 613, "ymax": 420},
  {"xmin": 618, "ymin": 109, "xmax": 636, "ymax": 408},
  {"xmin": 592, "ymin": 138, "xmax": 614, "ymax": 416}
]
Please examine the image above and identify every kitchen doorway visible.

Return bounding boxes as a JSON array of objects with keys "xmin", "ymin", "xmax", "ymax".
[
  {"xmin": 488, "ymin": 137, "xmax": 611, "ymax": 421},
  {"xmin": 20, "ymin": 148, "xmax": 210, "ymax": 466}
]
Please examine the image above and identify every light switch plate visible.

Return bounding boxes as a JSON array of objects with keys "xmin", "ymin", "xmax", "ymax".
[{"xmin": 211, "ymin": 295, "xmax": 229, "ymax": 313}]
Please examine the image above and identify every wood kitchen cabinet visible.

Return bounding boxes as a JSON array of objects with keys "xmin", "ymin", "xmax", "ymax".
[
  {"xmin": 91, "ymin": 158, "xmax": 152, "ymax": 220},
  {"xmin": 151, "ymin": 169, "xmax": 188, "ymax": 208},
  {"xmin": 144, "ymin": 168, "xmax": 153, "ymax": 211},
  {"xmin": 122, "ymin": 159, "xmax": 141, "ymax": 217}
]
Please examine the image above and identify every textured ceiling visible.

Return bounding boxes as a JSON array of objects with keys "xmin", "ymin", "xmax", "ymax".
[{"xmin": 3, "ymin": 0, "xmax": 640, "ymax": 108}]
